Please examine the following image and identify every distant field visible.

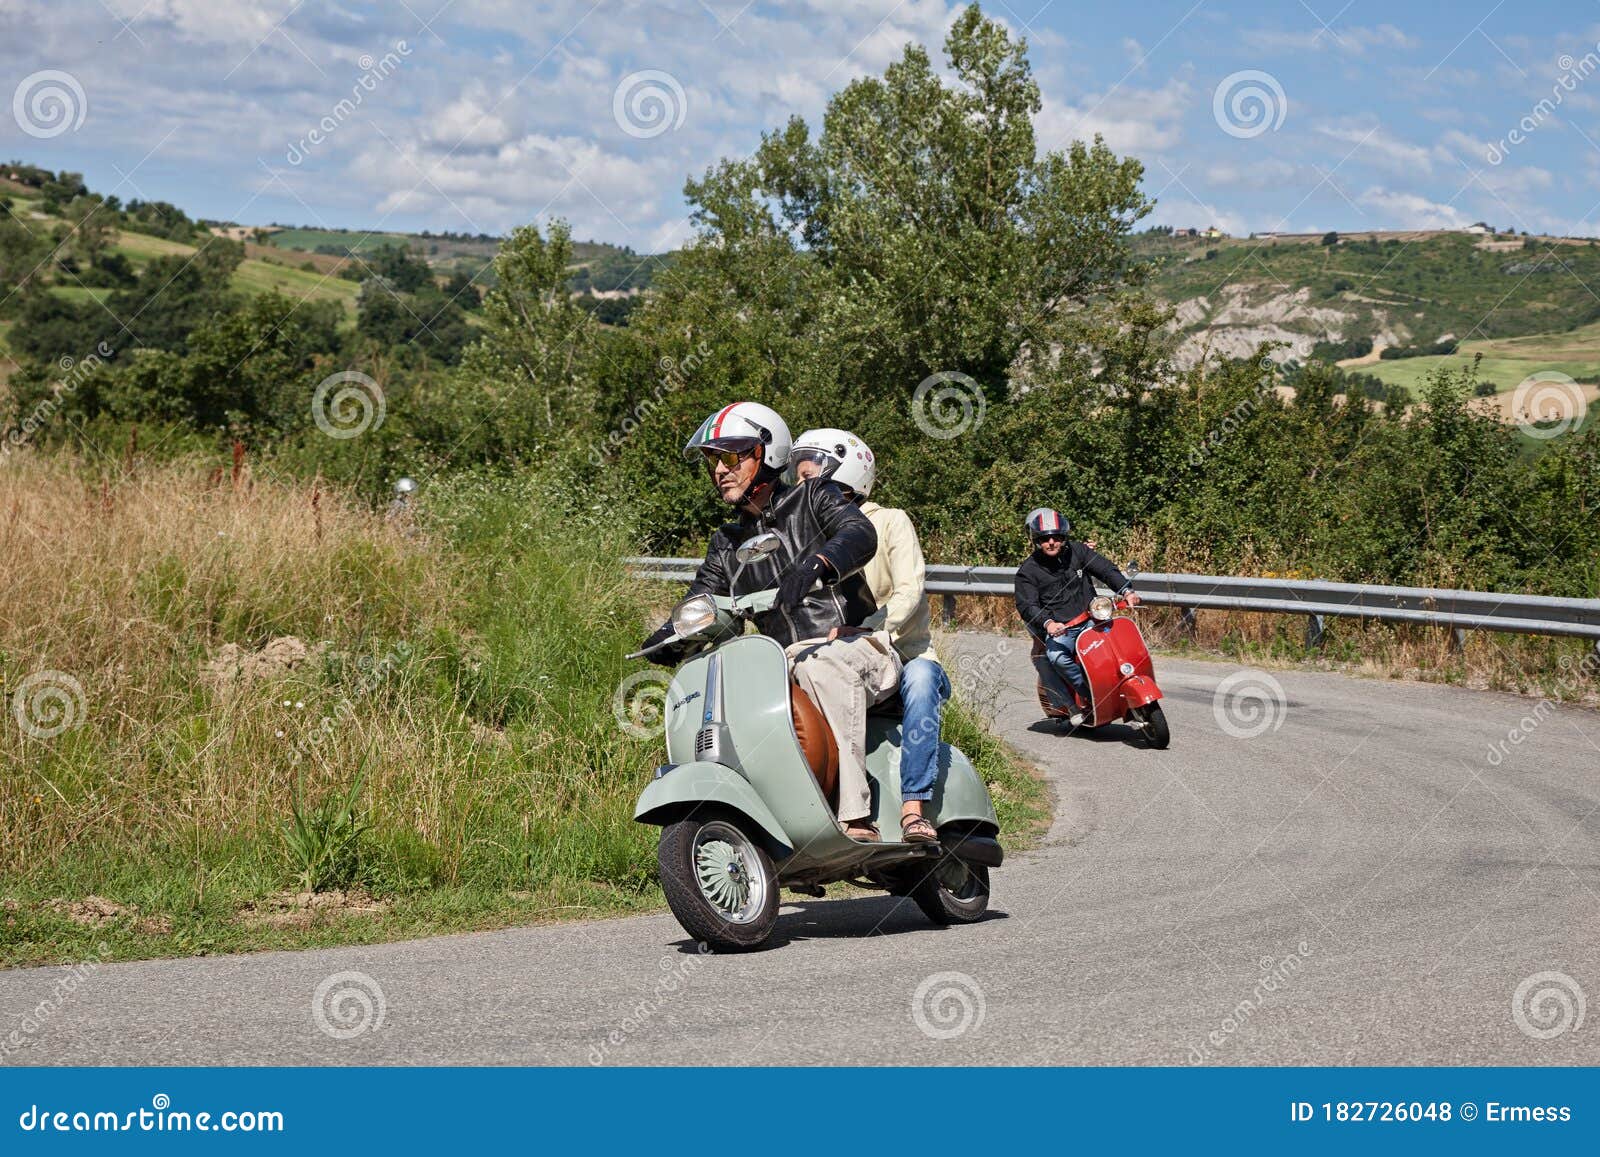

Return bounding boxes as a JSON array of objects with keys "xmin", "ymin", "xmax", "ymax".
[
  {"xmin": 52, "ymin": 285, "xmax": 113, "ymax": 305},
  {"xmin": 232, "ymin": 258, "xmax": 358, "ymax": 311},
  {"xmin": 1359, "ymin": 319, "xmax": 1600, "ymax": 395},
  {"xmin": 106, "ymin": 229, "xmax": 360, "ymax": 318},
  {"xmin": 114, "ymin": 231, "xmax": 199, "ymax": 262},
  {"xmin": 267, "ymin": 227, "xmax": 417, "ymax": 255}
]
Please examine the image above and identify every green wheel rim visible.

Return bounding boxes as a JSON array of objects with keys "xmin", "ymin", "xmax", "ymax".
[{"xmin": 692, "ymin": 820, "xmax": 768, "ymax": 924}]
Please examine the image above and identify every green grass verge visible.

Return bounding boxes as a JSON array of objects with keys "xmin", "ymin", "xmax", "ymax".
[{"xmin": 0, "ymin": 462, "xmax": 1048, "ymax": 967}]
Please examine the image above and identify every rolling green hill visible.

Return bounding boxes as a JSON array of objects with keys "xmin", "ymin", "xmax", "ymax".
[{"xmin": 1146, "ymin": 229, "xmax": 1600, "ymax": 399}]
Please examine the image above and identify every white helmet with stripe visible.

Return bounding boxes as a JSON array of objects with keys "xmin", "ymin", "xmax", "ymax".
[
  {"xmin": 790, "ymin": 427, "xmax": 876, "ymax": 498},
  {"xmin": 1025, "ymin": 508, "xmax": 1070, "ymax": 539},
  {"xmin": 682, "ymin": 402, "xmax": 791, "ymax": 470}
]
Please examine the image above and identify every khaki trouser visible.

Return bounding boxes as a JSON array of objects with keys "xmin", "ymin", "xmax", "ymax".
[{"xmin": 786, "ymin": 632, "xmax": 903, "ymax": 824}]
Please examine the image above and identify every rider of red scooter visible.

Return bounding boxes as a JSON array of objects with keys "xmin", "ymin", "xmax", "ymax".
[{"xmin": 1014, "ymin": 509, "xmax": 1141, "ymax": 725}]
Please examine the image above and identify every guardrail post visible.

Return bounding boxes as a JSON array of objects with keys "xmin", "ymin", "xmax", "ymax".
[
  {"xmin": 1178, "ymin": 607, "xmax": 1197, "ymax": 638},
  {"xmin": 1305, "ymin": 614, "xmax": 1326, "ymax": 650},
  {"xmin": 942, "ymin": 593, "xmax": 957, "ymax": 628},
  {"xmin": 1449, "ymin": 628, "xmax": 1468, "ymax": 653}
]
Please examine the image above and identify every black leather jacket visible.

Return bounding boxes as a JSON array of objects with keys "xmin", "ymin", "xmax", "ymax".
[
  {"xmin": 1015, "ymin": 542, "xmax": 1133, "ymax": 640},
  {"xmin": 642, "ymin": 479, "xmax": 879, "ymax": 665}
]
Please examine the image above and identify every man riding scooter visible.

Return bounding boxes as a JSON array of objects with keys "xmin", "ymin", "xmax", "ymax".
[
  {"xmin": 638, "ymin": 402, "xmax": 901, "ymax": 842},
  {"xmin": 790, "ymin": 428, "xmax": 946, "ymax": 845},
  {"xmin": 1015, "ymin": 508, "xmax": 1140, "ymax": 726}
]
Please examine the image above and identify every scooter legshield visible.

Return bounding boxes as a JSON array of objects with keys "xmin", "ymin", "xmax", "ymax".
[{"xmin": 634, "ymin": 761, "xmax": 791, "ymax": 857}]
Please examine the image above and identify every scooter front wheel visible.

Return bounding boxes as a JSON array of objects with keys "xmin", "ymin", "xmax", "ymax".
[
  {"xmin": 1132, "ymin": 702, "xmax": 1170, "ymax": 749},
  {"xmin": 658, "ymin": 807, "xmax": 778, "ymax": 952}
]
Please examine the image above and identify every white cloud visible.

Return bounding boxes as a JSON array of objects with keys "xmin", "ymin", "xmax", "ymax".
[
  {"xmin": 1036, "ymin": 78, "xmax": 1192, "ymax": 156},
  {"xmin": 1317, "ymin": 121, "xmax": 1436, "ymax": 175},
  {"xmin": 1243, "ymin": 23, "xmax": 1417, "ymax": 55},
  {"xmin": 1355, "ymin": 186, "xmax": 1469, "ymax": 229}
]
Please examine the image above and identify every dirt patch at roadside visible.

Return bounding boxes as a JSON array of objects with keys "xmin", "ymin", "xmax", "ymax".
[{"xmin": 237, "ymin": 890, "xmax": 390, "ymax": 930}]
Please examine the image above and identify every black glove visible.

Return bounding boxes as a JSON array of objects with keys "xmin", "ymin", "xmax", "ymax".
[
  {"xmin": 777, "ymin": 554, "xmax": 830, "ymax": 611},
  {"xmin": 638, "ymin": 621, "xmax": 680, "ymax": 667}
]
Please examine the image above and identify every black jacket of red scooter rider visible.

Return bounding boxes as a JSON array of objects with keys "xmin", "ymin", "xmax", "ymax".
[{"xmin": 1014, "ymin": 541, "xmax": 1132, "ymax": 641}]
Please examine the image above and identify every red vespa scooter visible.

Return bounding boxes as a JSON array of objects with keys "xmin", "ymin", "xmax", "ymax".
[{"xmin": 1031, "ymin": 595, "xmax": 1170, "ymax": 748}]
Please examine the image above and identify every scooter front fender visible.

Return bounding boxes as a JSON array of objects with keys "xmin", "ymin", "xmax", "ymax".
[
  {"xmin": 1120, "ymin": 675, "xmax": 1162, "ymax": 709},
  {"xmin": 634, "ymin": 761, "xmax": 792, "ymax": 858}
]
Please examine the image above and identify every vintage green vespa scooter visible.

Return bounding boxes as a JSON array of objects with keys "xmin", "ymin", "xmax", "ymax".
[{"xmin": 628, "ymin": 532, "xmax": 1003, "ymax": 952}]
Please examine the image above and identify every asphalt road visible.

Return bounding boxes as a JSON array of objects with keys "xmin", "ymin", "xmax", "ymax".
[{"xmin": 3, "ymin": 634, "xmax": 1598, "ymax": 1065}]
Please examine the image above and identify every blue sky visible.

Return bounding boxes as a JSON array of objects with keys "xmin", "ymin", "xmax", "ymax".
[{"xmin": 3, "ymin": 0, "xmax": 1598, "ymax": 250}]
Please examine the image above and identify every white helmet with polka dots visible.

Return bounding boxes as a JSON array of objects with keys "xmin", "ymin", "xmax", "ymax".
[{"xmin": 789, "ymin": 427, "xmax": 876, "ymax": 498}]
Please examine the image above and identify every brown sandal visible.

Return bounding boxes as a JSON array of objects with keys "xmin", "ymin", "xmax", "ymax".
[
  {"xmin": 900, "ymin": 813, "xmax": 938, "ymax": 843},
  {"xmin": 843, "ymin": 820, "xmax": 880, "ymax": 843}
]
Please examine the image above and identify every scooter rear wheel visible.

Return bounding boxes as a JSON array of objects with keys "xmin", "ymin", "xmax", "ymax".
[
  {"xmin": 658, "ymin": 807, "xmax": 778, "ymax": 952},
  {"xmin": 905, "ymin": 856, "xmax": 990, "ymax": 926}
]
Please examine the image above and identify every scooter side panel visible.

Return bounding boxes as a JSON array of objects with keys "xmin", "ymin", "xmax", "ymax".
[{"xmin": 863, "ymin": 720, "xmax": 999, "ymax": 837}]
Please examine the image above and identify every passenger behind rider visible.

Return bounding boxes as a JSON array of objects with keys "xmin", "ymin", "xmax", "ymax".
[
  {"xmin": 789, "ymin": 429, "xmax": 944, "ymax": 845},
  {"xmin": 637, "ymin": 402, "xmax": 901, "ymax": 843},
  {"xmin": 1014, "ymin": 508, "xmax": 1140, "ymax": 726}
]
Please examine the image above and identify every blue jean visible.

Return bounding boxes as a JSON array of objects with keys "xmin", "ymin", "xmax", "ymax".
[
  {"xmin": 1042, "ymin": 622, "xmax": 1090, "ymax": 707},
  {"xmin": 898, "ymin": 657, "xmax": 950, "ymax": 802}
]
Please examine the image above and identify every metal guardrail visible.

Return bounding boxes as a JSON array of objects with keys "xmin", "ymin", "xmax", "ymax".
[{"xmin": 625, "ymin": 556, "xmax": 1600, "ymax": 650}]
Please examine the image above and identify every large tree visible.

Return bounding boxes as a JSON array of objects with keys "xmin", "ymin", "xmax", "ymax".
[{"xmin": 606, "ymin": 4, "xmax": 1154, "ymax": 545}]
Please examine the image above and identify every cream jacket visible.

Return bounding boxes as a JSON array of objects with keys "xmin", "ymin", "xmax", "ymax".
[{"xmin": 859, "ymin": 501, "xmax": 939, "ymax": 665}]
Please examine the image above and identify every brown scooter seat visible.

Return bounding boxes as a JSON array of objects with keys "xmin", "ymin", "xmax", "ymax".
[{"xmin": 790, "ymin": 682, "xmax": 839, "ymax": 804}]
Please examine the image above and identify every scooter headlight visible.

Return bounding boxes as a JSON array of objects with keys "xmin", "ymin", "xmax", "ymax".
[
  {"xmin": 672, "ymin": 594, "xmax": 719, "ymax": 637},
  {"xmin": 1089, "ymin": 596, "xmax": 1115, "ymax": 622},
  {"xmin": 1120, "ymin": 662, "xmax": 1135, "ymax": 677}
]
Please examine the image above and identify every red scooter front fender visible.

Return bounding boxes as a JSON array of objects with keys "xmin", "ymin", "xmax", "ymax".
[{"xmin": 1119, "ymin": 674, "xmax": 1162, "ymax": 709}]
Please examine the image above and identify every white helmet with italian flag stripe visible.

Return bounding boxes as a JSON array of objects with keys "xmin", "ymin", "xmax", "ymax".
[
  {"xmin": 682, "ymin": 402, "xmax": 792, "ymax": 471},
  {"xmin": 1025, "ymin": 507, "xmax": 1070, "ymax": 540}
]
